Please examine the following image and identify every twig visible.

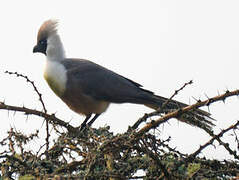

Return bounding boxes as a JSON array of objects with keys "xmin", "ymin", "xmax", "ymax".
[
  {"xmin": 134, "ymin": 141, "xmax": 172, "ymax": 180},
  {"xmin": 161, "ymin": 80, "xmax": 193, "ymax": 110},
  {"xmin": 136, "ymin": 89, "xmax": 239, "ymax": 138},
  {"xmin": 131, "ymin": 80, "xmax": 193, "ymax": 130},
  {"xmin": 0, "ymin": 101, "xmax": 77, "ymax": 133},
  {"xmin": 5, "ymin": 71, "xmax": 50, "ymax": 159},
  {"xmin": 187, "ymin": 120, "xmax": 239, "ymax": 160},
  {"xmin": 5, "ymin": 71, "xmax": 47, "ymax": 112}
]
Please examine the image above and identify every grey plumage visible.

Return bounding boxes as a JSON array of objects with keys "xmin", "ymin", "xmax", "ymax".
[
  {"xmin": 61, "ymin": 58, "xmax": 213, "ymax": 129},
  {"xmin": 62, "ymin": 59, "xmax": 155, "ymax": 104}
]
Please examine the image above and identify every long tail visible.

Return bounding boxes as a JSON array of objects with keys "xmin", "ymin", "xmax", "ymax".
[{"xmin": 144, "ymin": 95, "xmax": 214, "ymax": 130}]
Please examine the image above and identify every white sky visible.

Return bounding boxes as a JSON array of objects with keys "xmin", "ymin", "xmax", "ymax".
[{"xmin": 0, "ymin": 0, "xmax": 239, "ymax": 160}]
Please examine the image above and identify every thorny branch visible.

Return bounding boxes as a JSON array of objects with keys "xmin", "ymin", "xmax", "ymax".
[
  {"xmin": 0, "ymin": 102, "xmax": 77, "ymax": 133},
  {"xmin": 0, "ymin": 73, "xmax": 239, "ymax": 179},
  {"xmin": 131, "ymin": 80, "xmax": 193, "ymax": 130},
  {"xmin": 188, "ymin": 120, "xmax": 239, "ymax": 160},
  {"xmin": 5, "ymin": 71, "xmax": 50, "ymax": 159},
  {"xmin": 4, "ymin": 71, "xmax": 47, "ymax": 113},
  {"xmin": 161, "ymin": 79, "xmax": 193, "ymax": 110},
  {"xmin": 136, "ymin": 89, "xmax": 239, "ymax": 137},
  {"xmin": 204, "ymin": 124, "xmax": 239, "ymax": 160}
]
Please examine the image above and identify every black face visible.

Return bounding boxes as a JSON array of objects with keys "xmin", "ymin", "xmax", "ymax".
[{"xmin": 33, "ymin": 39, "xmax": 47, "ymax": 55}]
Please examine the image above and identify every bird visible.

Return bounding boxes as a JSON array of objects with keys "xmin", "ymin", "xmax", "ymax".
[{"xmin": 33, "ymin": 19, "xmax": 213, "ymax": 130}]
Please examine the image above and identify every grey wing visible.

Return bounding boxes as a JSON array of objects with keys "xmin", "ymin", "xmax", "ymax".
[{"xmin": 62, "ymin": 58, "xmax": 154, "ymax": 104}]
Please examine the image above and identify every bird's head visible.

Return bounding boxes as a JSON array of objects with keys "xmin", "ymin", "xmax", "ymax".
[{"xmin": 33, "ymin": 19, "xmax": 65, "ymax": 61}]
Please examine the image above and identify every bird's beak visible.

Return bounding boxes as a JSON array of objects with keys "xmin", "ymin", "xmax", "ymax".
[
  {"xmin": 33, "ymin": 44, "xmax": 40, "ymax": 53},
  {"xmin": 33, "ymin": 44, "xmax": 46, "ymax": 55}
]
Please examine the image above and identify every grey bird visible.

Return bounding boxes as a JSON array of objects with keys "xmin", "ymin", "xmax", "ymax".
[{"xmin": 33, "ymin": 20, "xmax": 213, "ymax": 130}]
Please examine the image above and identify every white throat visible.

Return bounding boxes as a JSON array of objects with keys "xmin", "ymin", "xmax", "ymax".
[
  {"xmin": 44, "ymin": 60, "xmax": 67, "ymax": 97},
  {"xmin": 46, "ymin": 34, "xmax": 66, "ymax": 62},
  {"xmin": 44, "ymin": 33, "xmax": 67, "ymax": 96}
]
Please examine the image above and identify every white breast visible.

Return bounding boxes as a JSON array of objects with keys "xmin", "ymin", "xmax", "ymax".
[{"xmin": 44, "ymin": 60, "xmax": 67, "ymax": 97}]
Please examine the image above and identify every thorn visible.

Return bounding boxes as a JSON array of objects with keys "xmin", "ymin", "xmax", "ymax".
[
  {"xmin": 206, "ymin": 98, "xmax": 212, "ymax": 106},
  {"xmin": 67, "ymin": 118, "xmax": 73, "ymax": 124},
  {"xmin": 191, "ymin": 96, "xmax": 198, "ymax": 102},
  {"xmin": 162, "ymin": 123, "xmax": 165, "ymax": 131},
  {"xmin": 212, "ymin": 144, "xmax": 216, "ymax": 149},
  {"xmin": 207, "ymin": 106, "xmax": 211, "ymax": 113},
  {"xmin": 188, "ymin": 97, "xmax": 191, "ymax": 105},
  {"xmin": 222, "ymin": 97, "xmax": 226, "ymax": 104},
  {"xmin": 41, "ymin": 120, "xmax": 45, "ymax": 128},
  {"xmin": 204, "ymin": 93, "xmax": 209, "ymax": 100},
  {"xmin": 26, "ymin": 115, "xmax": 29, "ymax": 121}
]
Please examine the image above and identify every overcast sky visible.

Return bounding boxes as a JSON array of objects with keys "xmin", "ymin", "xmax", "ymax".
[{"xmin": 0, "ymin": 0, "xmax": 239, "ymax": 160}]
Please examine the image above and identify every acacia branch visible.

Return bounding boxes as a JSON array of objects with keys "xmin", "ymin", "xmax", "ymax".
[
  {"xmin": 5, "ymin": 71, "xmax": 50, "ymax": 158},
  {"xmin": 5, "ymin": 71, "xmax": 47, "ymax": 113},
  {"xmin": 136, "ymin": 89, "xmax": 239, "ymax": 137},
  {"xmin": 0, "ymin": 102, "xmax": 77, "ymax": 133},
  {"xmin": 161, "ymin": 80, "xmax": 193, "ymax": 109},
  {"xmin": 131, "ymin": 80, "xmax": 193, "ymax": 130},
  {"xmin": 193, "ymin": 121, "xmax": 239, "ymax": 160}
]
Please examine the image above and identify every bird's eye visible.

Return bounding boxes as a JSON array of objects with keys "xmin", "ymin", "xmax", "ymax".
[{"xmin": 39, "ymin": 39, "xmax": 47, "ymax": 45}]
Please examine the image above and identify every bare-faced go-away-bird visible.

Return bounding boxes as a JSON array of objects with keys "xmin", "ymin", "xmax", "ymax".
[{"xmin": 33, "ymin": 20, "xmax": 213, "ymax": 130}]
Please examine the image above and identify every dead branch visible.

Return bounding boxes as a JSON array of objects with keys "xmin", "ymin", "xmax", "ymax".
[
  {"xmin": 188, "ymin": 120, "xmax": 239, "ymax": 160},
  {"xmin": 5, "ymin": 71, "xmax": 50, "ymax": 158},
  {"xmin": 0, "ymin": 101, "xmax": 77, "ymax": 133}
]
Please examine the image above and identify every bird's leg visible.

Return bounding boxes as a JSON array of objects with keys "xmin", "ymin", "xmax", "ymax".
[
  {"xmin": 79, "ymin": 114, "xmax": 92, "ymax": 131},
  {"xmin": 87, "ymin": 114, "xmax": 101, "ymax": 127}
]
